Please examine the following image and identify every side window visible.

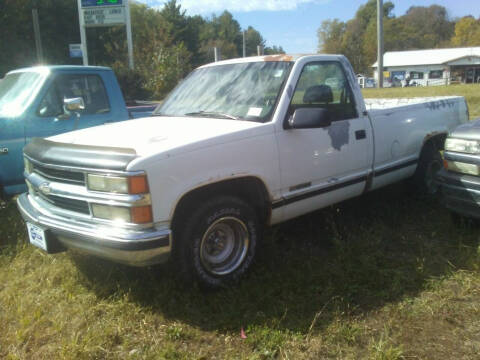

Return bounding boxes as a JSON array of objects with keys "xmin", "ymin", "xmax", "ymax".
[
  {"xmin": 290, "ymin": 62, "xmax": 357, "ymax": 121},
  {"xmin": 410, "ymin": 71, "xmax": 424, "ymax": 80},
  {"xmin": 56, "ymin": 74, "xmax": 111, "ymax": 115},
  {"xmin": 429, "ymin": 70, "xmax": 443, "ymax": 79},
  {"xmin": 37, "ymin": 82, "xmax": 63, "ymax": 117}
]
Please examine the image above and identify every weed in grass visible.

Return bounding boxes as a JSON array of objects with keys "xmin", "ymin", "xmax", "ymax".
[
  {"xmin": 166, "ymin": 324, "xmax": 189, "ymax": 341},
  {"xmin": 369, "ymin": 340, "xmax": 403, "ymax": 360},
  {"xmin": 245, "ymin": 324, "xmax": 297, "ymax": 359},
  {"xmin": 326, "ymin": 320, "xmax": 363, "ymax": 345},
  {"xmin": 155, "ymin": 345, "xmax": 191, "ymax": 360},
  {"xmin": 0, "ymin": 198, "xmax": 27, "ymax": 260}
]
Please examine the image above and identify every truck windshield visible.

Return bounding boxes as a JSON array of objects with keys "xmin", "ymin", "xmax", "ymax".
[
  {"xmin": 155, "ymin": 61, "xmax": 293, "ymax": 122},
  {"xmin": 0, "ymin": 71, "xmax": 47, "ymax": 118}
]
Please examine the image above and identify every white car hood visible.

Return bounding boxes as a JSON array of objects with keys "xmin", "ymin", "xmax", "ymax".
[{"xmin": 49, "ymin": 116, "xmax": 265, "ymax": 157}]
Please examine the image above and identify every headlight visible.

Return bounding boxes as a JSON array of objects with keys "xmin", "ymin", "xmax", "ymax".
[
  {"xmin": 444, "ymin": 160, "xmax": 480, "ymax": 176},
  {"xmin": 24, "ymin": 158, "xmax": 33, "ymax": 174},
  {"xmin": 92, "ymin": 204, "xmax": 131, "ymax": 222},
  {"xmin": 445, "ymin": 138, "xmax": 480, "ymax": 154},
  {"xmin": 91, "ymin": 204, "xmax": 153, "ymax": 224},
  {"xmin": 87, "ymin": 174, "xmax": 148, "ymax": 194},
  {"xmin": 88, "ymin": 174, "xmax": 128, "ymax": 193}
]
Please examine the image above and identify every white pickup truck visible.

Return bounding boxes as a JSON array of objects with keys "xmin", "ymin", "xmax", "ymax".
[{"xmin": 17, "ymin": 55, "xmax": 468, "ymax": 288}]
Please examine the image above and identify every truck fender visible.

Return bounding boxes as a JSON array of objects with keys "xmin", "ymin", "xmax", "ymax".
[{"xmin": 170, "ymin": 176, "xmax": 272, "ymax": 238}]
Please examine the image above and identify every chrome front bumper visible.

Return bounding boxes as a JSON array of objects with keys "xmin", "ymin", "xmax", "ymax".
[
  {"xmin": 437, "ymin": 168, "xmax": 480, "ymax": 219},
  {"xmin": 17, "ymin": 193, "xmax": 171, "ymax": 266}
]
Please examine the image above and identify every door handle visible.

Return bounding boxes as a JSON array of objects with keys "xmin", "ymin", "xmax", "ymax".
[
  {"xmin": 355, "ymin": 130, "xmax": 366, "ymax": 140},
  {"xmin": 0, "ymin": 147, "xmax": 8, "ymax": 155}
]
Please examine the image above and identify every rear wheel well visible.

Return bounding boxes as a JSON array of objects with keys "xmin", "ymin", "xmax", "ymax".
[{"xmin": 171, "ymin": 177, "xmax": 271, "ymax": 244}]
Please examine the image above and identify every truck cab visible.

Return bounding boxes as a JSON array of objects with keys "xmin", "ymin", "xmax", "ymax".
[{"xmin": 0, "ymin": 66, "xmax": 138, "ymax": 195}]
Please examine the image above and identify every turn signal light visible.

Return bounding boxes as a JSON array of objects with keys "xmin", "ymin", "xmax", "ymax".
[
  {"xmin": 131, "ymin": 205, "xmax": 153, "ymax": 224},
  {"xmin": 128, "ymin": 175, "xmax": 149, "ymax": 194}
]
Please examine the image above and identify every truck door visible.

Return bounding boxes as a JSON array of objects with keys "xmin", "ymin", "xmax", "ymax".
[
  {"xmin": 0, "ymin": 70, "xmax": 47, "ymax": 194},
  {"xmin": 0, "ymin": 116, "xmax": 26, "ymax": 194},
  {"xmin": 25, "ymin": 72, "xmax": 113, "ymax": 140},
  {"xmin": 275, "ymin": 60, "xmax": 372, "ymax": 219}
]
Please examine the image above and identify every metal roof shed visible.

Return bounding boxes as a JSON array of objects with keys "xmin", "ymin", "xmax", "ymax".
[{"xmin": 372, "ymin": 47, "xmax": 480, "ymax": 86}]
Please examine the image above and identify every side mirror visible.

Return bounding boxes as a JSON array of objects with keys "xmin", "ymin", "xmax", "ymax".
[
  {"xmin": 288, "ymin": 108, "xmax": 331, "ymax": 129},
  {"xmin": 64, "ymin": 97, "xmax": 85, "ymax": 112}
]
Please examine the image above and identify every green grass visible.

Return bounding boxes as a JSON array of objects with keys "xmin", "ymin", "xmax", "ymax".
[
  {"xmin": 363, "ymin": 84, "xmax": 480, "ymax": 120},
  {"xmin": 1, "ymin": 84, "xmax": 480, "ymax": 359},
  {"xmin": 1, "ymin": 184, "xmax": 480, "ymax": 359}
]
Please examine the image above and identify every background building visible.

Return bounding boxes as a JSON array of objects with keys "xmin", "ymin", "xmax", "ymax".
[{"xmin": 372, "ymin": 47, "xmax": 480, "ymax": 86}]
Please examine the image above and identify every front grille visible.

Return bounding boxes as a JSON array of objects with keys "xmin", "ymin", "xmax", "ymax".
[
  {"xmin": 37, "ymin": 192, "xmax": 90, "ymax": 215},
  {"xmin": 32, "ymin": 164, "xmax": 85, "ymax": 185}
]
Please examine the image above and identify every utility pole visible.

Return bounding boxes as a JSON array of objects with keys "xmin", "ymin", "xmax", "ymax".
[
  {"xmin": 242, "ymin": 30, "xmax": 246, "ymax": 58},
  {"xmin": 77, "ymin": 0, "xmax": 88, "ymax": 65},
  {"xmin": 214, "ymin": 47, "xmax": 221, "ymax": 62},
  {"xmin": 377, "ymin": 0, "xmax": 384, "ymax": 88},
  {"xmin": 32, "ymin": 7, "xmax": 44, "ymax": 63},
  {"xmin": 125, "ymin": 0, "xmax": 134, "ymax": 69}
]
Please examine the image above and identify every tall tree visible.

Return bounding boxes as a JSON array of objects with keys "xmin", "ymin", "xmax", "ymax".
[
  {"xmin": 340, "ymin": 0, "xmax": 394, "ymax": 73},
  {"xmin": 0, "ymin": 0, "xmax": 80, "ymax": 76},
  {"xmin": 264, "ymin": 45, "xmax": 286, "ymax": 55},
  {"xmin": 0, "ymin": 0, "xmax": 285, "ymax": 98},
  {"xmin": 244, "ymin": 26, "xmax": 266, "ymax": 56},
  {"xmin": 401, "ymin": 5, "xmax": 454, "ymax": 48},
  {"xmin": 451, "ymin": 16, "xmax": 480, "ymax": 46},
  {"xmin": 316, "ymin": 1, "xmax": 460, "ymax": 74},
  {"xmin": 197, "ymin": 11, "xmax": 241, "ymax": 61},
  {"xmin": 317, "ymin": 19, "xmax": 346, "ymax": 54}
]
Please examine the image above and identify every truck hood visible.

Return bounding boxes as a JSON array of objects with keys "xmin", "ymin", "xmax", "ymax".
[
  {"xmin": 49, "ymin": 116, "xmax": 267, "ymax": 157},
  {"xmin": 449, "ymin": 118, "xmax": 480, "ymax": 141}
]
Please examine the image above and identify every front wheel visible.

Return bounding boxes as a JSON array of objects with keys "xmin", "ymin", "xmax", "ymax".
[
  {"xmin": 412, "ymin": 142, "xmax": 443, "ymax": 195},
  {"xmin": 450, "ymin": 211, "xmax": 479, "ymax": 228},
  {"xmin": 175, "ymin": 196, "xmax": 259, "ymax": 288}
]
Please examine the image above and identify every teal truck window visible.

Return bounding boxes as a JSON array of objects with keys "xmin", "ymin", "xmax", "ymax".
[{"xmin": 57, "ymin": 74, "xmax": 111, "ymax": 115}]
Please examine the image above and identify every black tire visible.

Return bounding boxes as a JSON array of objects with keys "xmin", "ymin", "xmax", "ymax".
[
  {"xmin": 412, "ymin": 142, "xmax": 443, "ymax": 195},
  {"xmin": 174, "ymin": 196, "xmax": 259, "ymax": 289},
  {"xmin": 450, "ymin": 211, "xmax": 479, "ymax": 228}
]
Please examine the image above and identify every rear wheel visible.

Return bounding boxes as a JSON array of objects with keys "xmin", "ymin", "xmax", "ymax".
[{"xmin": 175, "ymin": 196, "xmax": 259, "ymax": 288}]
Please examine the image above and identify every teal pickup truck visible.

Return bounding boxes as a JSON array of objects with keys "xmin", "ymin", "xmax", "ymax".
[{"xmin": 0, "ymin": 65, "xmax": 156, "ymax": 196}]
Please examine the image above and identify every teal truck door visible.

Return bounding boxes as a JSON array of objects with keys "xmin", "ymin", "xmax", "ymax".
[{"xmin": 0, "ymin": 70, "xmax": 48, "ymax": 194}]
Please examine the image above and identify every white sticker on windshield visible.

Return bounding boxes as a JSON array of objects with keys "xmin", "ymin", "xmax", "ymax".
[
  {"xmin": 247, "ymin": 107, "xmax": 263, "ymax": 117},
  {"xmin": 274, "ymin": 70, "xmax": 284, "ymax": 78}
]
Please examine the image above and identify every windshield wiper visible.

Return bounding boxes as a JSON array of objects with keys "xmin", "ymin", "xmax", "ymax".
[{"xmin": 184, "ymin": 111, "xmax": 239, "ymax": 120}]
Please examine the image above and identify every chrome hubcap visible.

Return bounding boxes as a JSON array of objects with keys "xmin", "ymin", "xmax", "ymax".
[{"xmin": 200, "ymin": 217, "xmax": 249, "ymax": 276}]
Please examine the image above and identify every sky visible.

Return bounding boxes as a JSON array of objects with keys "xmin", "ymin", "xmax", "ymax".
[{"xmin": 138, "ymin": 0, "xmax": 480, "ymax": 53}]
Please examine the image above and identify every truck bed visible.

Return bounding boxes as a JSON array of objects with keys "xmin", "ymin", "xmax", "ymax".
[
  {"xmin": 363, "ymin": 95, "xmax": 468, "ymax": 192},
  {"xmin": 364, "ymin": 96, "xmax": 463, "ymax": 110}
]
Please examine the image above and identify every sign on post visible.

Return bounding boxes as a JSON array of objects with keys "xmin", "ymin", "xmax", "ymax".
[
  {"xmin": 77, "ymin": 0, "xmax": 134, "ymax": 69},
  {"xmin": 69, "ymin": 44, "xmax": 83, "ymax": 58},
  {"xmin": 81, "ymin": 0, "xmax": 123, "ymax": 6},
  {"xmin": 81, "ymin": 0, "xmax": 126, "ymax": 27}
]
